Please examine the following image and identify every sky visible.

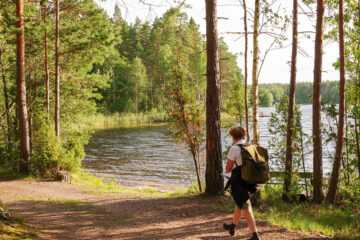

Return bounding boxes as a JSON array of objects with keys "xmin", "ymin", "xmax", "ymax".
[{"xmin": 95, "ymin": 0, "xmax": 340, "ymax": 84}]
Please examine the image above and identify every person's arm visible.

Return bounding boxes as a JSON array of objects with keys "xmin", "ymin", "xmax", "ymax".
[{"xmin": 225, "ymin": 159, "xmax": 234, "ymax": 173}]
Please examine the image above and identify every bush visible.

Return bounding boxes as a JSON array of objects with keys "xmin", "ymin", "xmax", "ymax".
[
  {"xmin": 31, "ymin": 115, "xmax": 63, "ymax": 176},
  {"xmin": 60, "ymin": 135, "xmax": 87, "ymax": 172},
  {"xmin": 30, "ymin": 113, "xmax": 88, "ymax": 176}
]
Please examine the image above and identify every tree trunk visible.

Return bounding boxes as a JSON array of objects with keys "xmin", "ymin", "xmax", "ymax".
[
  {"xmin": 205, "ymin": 0, "xmax": 224, "ymax": 195},
  {"xmin": 326, "ymin": 0, "xmax": 346, "ymax": 204},
  {"xmin": 44, "ymin": 6, "xmax": 50, "ymax": 116},
  {"xmin": 28, "ymin": 64, "xmax": 33, "ymax": 153},
  {"xmin": 312, "ymin": 0, "xmax": 325, "ymax": 204},
  {"xmin": 0, "ymin": 48, "xmax": 11, "ymax": 151},
  {"xmin": 242, "ymin": 0, "xmax": 250, "ymax": 142},
  {"xmin": 283, "ymin": 0, "xmax": 298, "ymax": 199},
  {"xmin": 55, "ymin": 0, "xmax": 60, "ymax": 138},
  {"xmin": 356, "ymin": 0, "xmax": 360, "ymax": 178},
  {"xmin": 251, "ymin": 0, "xmax": 260, "ymax": 144},
  {"xmin": 16, "ymin": 0, "xmax": 30, "ymax": 174}
]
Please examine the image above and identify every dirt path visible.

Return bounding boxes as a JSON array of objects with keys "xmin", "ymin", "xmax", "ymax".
[{"xmin": 0, "ymin": 180, "xmax": 329, "ymax": 240}]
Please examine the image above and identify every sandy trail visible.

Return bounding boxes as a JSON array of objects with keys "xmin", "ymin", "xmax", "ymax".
[{"xmin": 0, "ymin": 180, "xmax": 328, "ymax": 240}]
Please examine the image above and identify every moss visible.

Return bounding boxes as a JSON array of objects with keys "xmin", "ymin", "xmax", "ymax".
[{"xmin": 0, "ymin": 201, "xmax": 37, "ymax": 240}]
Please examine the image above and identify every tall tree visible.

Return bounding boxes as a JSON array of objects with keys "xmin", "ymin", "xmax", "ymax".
[
  {"xmin": 16, "ymin": 0, "xmax": 30, "ymax": 173},
  {"xmin": 43, "ymin": 4, "xmax": 50, "ymax": 116},
  {"xmin": 252, "ymin": 0, "xmax": 260, "ymax": 144},
  {"xmin": 313, "ymin": 0, "xmax": 325, "ymax": 203},
  {"xmin": 356, "ymin": 0, "xmax": 360, "ymax": 179},
  {"xmin": 326, "ymin": 0, "xmax": 346, "ymax": 204},
  {"xmin": 242, "ymin": 0, "xmax": 250, "ymax": 141},
  {"xmin": 283, "ymin": 0, "xmax": 298, "ymax": 199},
  {"xmin": 205, "ymin": 0, "xmax": 224, "ymax": 195},
  {"xmin": 0, "ymin": 48, "xmax": 11, "ymax": 153},
  {"xmin": 55, "ymin": 0, "xmax": 60, "ymax": 137}
]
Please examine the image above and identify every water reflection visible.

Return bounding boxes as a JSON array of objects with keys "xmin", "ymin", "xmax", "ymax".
[{"xmin": 83, "ymin": 105, "xmax": 333, "ymax": 188}]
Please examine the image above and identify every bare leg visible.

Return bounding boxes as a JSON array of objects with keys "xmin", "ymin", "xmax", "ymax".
[
  {"xmin": 243, "ymin": 207, "xmax": 257, "ymax": 233},
  {"xmin": 232, "ymin": 205, "xmax": 242, "ymax": 225}
]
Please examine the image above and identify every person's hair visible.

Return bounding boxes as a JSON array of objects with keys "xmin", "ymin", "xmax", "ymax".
[{"xmin": 229, "ymin": 126, "xmax": 245, "ymax": 140}]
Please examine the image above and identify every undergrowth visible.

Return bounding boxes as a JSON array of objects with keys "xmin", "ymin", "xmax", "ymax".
[{"xmin": 0, "ymin": 200, "xmax": 37, "ymax": 240}]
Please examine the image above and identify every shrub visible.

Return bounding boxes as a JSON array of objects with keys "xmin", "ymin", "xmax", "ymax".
[{"xmin": 31, "ymin": 115, "xmax": 62, "ymax": 176}]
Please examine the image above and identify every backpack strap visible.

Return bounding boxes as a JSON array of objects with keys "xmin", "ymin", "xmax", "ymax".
[
  {"xmin": 236, "ymin": 143, "xmax": 253, "ymax": 165},
  {"xmin": 234, "ymin": 143, "xmax": 247, "ymax": 167}
]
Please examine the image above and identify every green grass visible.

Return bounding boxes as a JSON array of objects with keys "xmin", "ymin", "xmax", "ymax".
[
  {"xmin": 0, "ymin": 200, "xmax": 37, "ymax": 240},
  {"xmin": 70, "ymin": 170, "xmax": 197, "ymax": 197},
  {"xmin": 85, "ymin": 111, "xmax": 239, "ymax": 130},
  {"xmin": 85, "ymin": 111, "xmax": 169, "ymax": 130},
  {"xmin": 0, "ymin": 168, "xmax": 39, "ymax": 181},
  {"xmin": 213, "ymin": 186, "xmax": 360, "ymax": 239},
  {"xmin": 258, "ymin": 186, "xmax": 360, "ymax": 239}
]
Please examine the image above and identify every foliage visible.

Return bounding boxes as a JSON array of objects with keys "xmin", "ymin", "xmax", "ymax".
[
  {"xmin": 0, "ymin": 0, "xmax": 115, "ymax": 174},
  {"xmin": 162, "ymin": 9, "xmax": 206, "ymax": 192},
  {"xmin": 257, "ymin": 185, "xmax": 360, "ymax": 238},
  {"xmin": 31, "ymin": 114, "xmax": 63, "ymax": 176},
  {"xmin": 268, "ymin": 96, "xmax": 312, "ymax": 197},
  {"xmin": 256, "ymin": 81, "xmax": 340, "ymax": 105},
  {"xmin": 259, "ymin": 90, "xmax": 274, "ymax": 107}
]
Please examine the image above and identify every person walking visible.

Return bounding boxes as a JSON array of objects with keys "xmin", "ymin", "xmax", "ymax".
[{"xmin": 223, "ymin": 126, "xmax": 261, "ymax": 240}]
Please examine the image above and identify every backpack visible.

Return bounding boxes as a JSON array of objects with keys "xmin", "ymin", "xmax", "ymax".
[{"xmin": 237, "ymin": 144, "xmax": 270, "ymax": 184}]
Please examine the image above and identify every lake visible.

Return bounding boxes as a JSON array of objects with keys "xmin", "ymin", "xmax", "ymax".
[{"xmin": 82, "ymin": 105, "xmax": 334, "ymax": 188}]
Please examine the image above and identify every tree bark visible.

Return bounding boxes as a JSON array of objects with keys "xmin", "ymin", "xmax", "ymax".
[
  {"xmin": 251, "ymin": 0, "xmax": 260, "ymax": 144},
  {"xmin": 356, "ymin": 0, "xmax": 360, "ymax": 179},
  {"xmin": 28, "ymin": 65, "xmax": 33, "ymax": 153},
  {"xmin": 205, "ymin": 0, "xmax": 224, "ymax": 195},
  {"xmin": 55, "ymin": 0, "xmax": 60, "ymax": 137},
  {"xmin": 283, "ymin": 0, "xmax": 298, "ymax": 199},
  {"xmin": 326, "ymin": 0, "xmax": 346, "ymax": 204},
  {"xmin": 0, "ymin": 48, "xmax": 11, "ymax": 150},
  {"xmin": 312, "ymin": 0, "xmax": 325, "ymax": 204},
  {"xmin": 43, "ymin": 5, "xmax": 50, "ymax": 116},
  {"xmin": 16, "ymin": 0, "xmax": 30, "ymax": 174},
  {"xmin": 242, "ymin": 0, "xmax": 250, "ymax": 142}
]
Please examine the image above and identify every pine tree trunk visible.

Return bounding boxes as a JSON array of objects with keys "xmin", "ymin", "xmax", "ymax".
[
  {"xmin": 356, "ymin": 0, "xmax": 360, "ymax": 179},
  {"xmin": 16, "ymin": 0, "xmax": 30, "ymax": 174},
  {"xmin": 0, "ymin": 48, "xmax": 11, "ymax": 151},
  {"xmin": 283, "ymin": 0, "xmax": 298, "ymax": 199},
  {"xmin": 43, "ymin": 6, "xmax": 50, "ymax": 116},
  {"xmin": 312, "ymin": 0, "xmax": 325, "ymax": 204},
  {"xmin": 205, "ymin": 0, "xmax": 224, "ymax": 195},
  {"xmin": 55, "ymin": 0, "xmax": 60, "ymax": 138},
  {"xmin": 252, "ymin": 0, "xmax": 260, "ymax": 144},
  {"xmin": 28, "ymin": 66, "xmax": 33, "ymax": 153},
  {"xmin": 242, "ymin": 0, "xmax": 250, "ymax": 142},
  {"xmin": 326, "ymin": 0, "xmax": 346, "ymax": 204}
]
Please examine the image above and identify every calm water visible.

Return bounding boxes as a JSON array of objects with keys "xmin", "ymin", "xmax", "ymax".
[{"xmin": 83, "ymin": 105, "xmax": 333, "ymax": 188}]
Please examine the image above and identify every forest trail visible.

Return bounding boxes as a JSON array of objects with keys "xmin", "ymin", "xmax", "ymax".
[{"xmin": 0, "ymin": 180, "xmax": 329, "ymax": 240}]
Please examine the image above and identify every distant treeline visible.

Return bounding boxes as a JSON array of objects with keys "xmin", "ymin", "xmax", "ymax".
[{"xmin": 256, "ymin": 81, "xmax": 339, "ymax": 106}]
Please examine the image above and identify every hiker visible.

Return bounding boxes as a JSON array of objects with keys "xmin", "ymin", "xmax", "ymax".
[{"xmin": 223, "ymin": 126, "xmax": 261, "ymax": 240}]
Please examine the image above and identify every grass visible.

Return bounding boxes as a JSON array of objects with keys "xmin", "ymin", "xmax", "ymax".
[
  {"xmin": 213, "ymin": 185, "xmax": 360, "ymax": 239},
  {"xmin": 0, "ymin": 168, "xmax": 39, "ymax": 181},
  {"xmin": 0, "ymin": 200, "xmax": 37, "ymax": 240},
  {"xmin": 85, "ymin": 111, "xmax": 168, "ymax": 130},
  {"xmin": 258, "ymin": 185, "xmax": 360, "ymax": 239},
  {"xmin": 70, "ymin": 170, "xmax": 198, "ymax": 198},
  {"xmin": 85, "ymin": 111, "xmax": 240, "ymax": 130}
]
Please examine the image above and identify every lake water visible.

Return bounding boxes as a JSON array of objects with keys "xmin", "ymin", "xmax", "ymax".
[{"xmin": 83, "ymin": 105, "xmax": 334, "ymax": 188}]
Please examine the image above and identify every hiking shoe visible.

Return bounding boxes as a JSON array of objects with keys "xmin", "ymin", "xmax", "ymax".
[
  {"xmin": 223, "ymin": 223, "xmax": 235, "ymax": 236},
  {"xmin": 247, "ymin": 232, "xmax": 260, "ymax": 240}
]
